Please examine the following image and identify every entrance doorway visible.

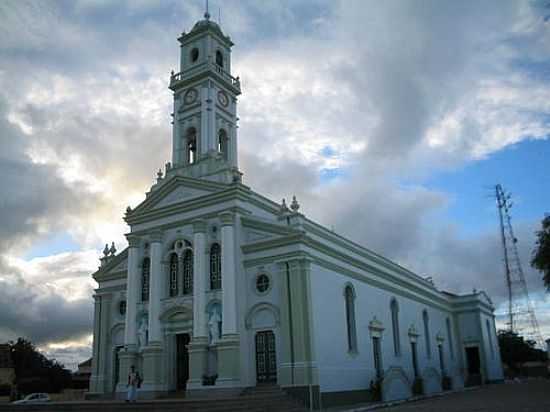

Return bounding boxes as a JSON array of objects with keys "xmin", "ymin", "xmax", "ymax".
[
  {"xmin": 465, "ymin": 346, "xmax": 481, "ymax": 386},
  {"xmin": 176, "ymin": 333, "xmax": 190, "ymax": 390},
  {"xmin": 255, "ymin": 330, "xmax": 277, "ymax": 384}
]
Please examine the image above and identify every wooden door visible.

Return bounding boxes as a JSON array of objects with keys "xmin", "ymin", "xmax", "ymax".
[{"xmin": 176, "ymin": 333, "xmax": 190, "ymax": 390}]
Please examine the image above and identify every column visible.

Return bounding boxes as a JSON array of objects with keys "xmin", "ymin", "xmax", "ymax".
[
  {"xmin": 187, "ymin": 219, "xmax": 208, "ymax": 390},
  {"xmin": 142, "ymin": 231, "xmax": 165, "ymax": 394},
  {"xmin": 148, "ymin": 230, "xmax": 163, "ymax": 344},
  {"xmin": 220, "ymin": 212, "xmax": 237, "ymax": 337},
  {"xmin": 124, "ymin": 235, "xmax": 140, "ymax": 349},
  {"xmin": 88, "ymin": 295, "xmax": 102, "ymax": 393},
  {"xmin": 217, "ymin": 212, "xmax": 240, "ymax": 387}
]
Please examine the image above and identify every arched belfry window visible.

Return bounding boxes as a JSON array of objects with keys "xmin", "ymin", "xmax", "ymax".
[
  {"xmin": 218, "ymin": 129, "xmax": 228, "ymax": 161},
  {"xmin": 210, "ymin": 243, "xmax": 221, "ymax": 290},
  {"xmin": 169, "ymin": 253, "xmax": 178, "ymax": 297},
  {"xmin": 182, "ymin": 249, "xmax": 193, "ymax": 295},
  {"xmin": 344, "ymin": 284, "xmax": 357, "ymax": 353},
  {"xmin": 187, "ymin": 128, "xmax": 197, "ymax": 164},
  {"xmin": 391, "ymin": 298, "xmax": 401, "ymax": 356},
  {"xmin": 423, "ymin": 309, "xmax": 431, "ymax": 357},
  {"xmin": 216, "ymin": 50, "xmax": 223, "ymax": 67},
  {"xmin": 141, "ymin": 257, "xmax": 150, "ymax": 302}
]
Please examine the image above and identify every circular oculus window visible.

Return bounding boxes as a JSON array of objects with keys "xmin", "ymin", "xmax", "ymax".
[{"xmin": 256, "ymin": 274, "xmax": 270, "ymax": 294}]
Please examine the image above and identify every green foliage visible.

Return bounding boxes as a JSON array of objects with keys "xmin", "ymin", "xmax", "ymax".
[
  {"xmin": 497, "ymin": 330, "xmax": 546, "ymax": 372},
  {"xmin": 9, "ymin": 338, "xmax": 72, "ymax": 394},
  {"xmin": 531, "ymin": 215, "xmax": 550, "ymax": 290}
]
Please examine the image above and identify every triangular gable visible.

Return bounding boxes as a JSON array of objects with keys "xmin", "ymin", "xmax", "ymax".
[
  {"xmin": 131, "ymin": 175, "xmax": 228, "ymax": 216},
  {"xmin": 93, "ymin": 248, "xmax": 128, "ymax": 281}
]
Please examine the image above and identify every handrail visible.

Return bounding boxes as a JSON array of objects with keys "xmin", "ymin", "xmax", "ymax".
[{"xmin": 170, "ymin": 61, "xmax": 240, "ymax": 88}]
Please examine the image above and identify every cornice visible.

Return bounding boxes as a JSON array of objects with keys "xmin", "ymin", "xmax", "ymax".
[{"xmin": 92, "ymin": 248, "xmax": 129, "ymax": 281}]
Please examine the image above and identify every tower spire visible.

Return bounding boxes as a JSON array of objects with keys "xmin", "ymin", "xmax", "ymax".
[{"xmin": 204, "ymin": 0, "xmax": 210, "ymax": 20}]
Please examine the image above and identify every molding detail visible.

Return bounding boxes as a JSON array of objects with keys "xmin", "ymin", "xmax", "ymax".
[
  {"xmin": 219, "ymin": 211, "xmax": 235, "ymax": 226},
  {"xmin": 192, "ymin": 219, "xmax": 207, "ymax": 233},
  {"xmin": 245, "ymin": 302, "xmax": 280, "ymax": 330},
  {"xmin": 369, "ymin": 316, "xmax": 385, "ymax": 337},
  {"xmin": 150, "ymin": 230, "xmax": 163, "ymax": 243},
  {"xmin": 408, "ymin": 324, "xmax": 420, "ymax": 342},
  {"xmin": 126, "ymin": 235, "xmax": 140, "ymax": 248}
]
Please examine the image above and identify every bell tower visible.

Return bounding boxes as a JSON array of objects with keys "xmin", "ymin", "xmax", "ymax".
[{"xmin": 168, "ymin": 11, "xmax": 242, "ymax": 184}]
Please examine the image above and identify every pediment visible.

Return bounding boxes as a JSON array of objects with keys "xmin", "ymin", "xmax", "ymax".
[
  {"xmin": 246, "ymin": 229, "xmax": 276, "ymax": 243},
  {"xmin": 129, "ymin": 175, "xmax": 228, "ymax": 216}
]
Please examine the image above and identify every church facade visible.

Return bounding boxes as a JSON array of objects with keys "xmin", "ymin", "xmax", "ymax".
[{"xmin": 88, "ymin": 14, "xmax": 503, "ymax": 407}]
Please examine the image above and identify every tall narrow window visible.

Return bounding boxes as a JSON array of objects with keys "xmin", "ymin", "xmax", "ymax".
[
  {"xmin": 344, "ymin": 285, "xmax": 357, "ymax": 352},
  {"xmin": 218, "ymin": 129, "xmax": 228, "ymax": 161},
  {"xmin": 169, "ymin": 253, "xmax": 178, "ymax": 297},
  {"xmin": 187, "ymin": 128, "xmax": 197, "ymax": 164},
  {"xmin": 141, "ymin": 257, "xmax": 150, "ymax": 302},
  {"xmin": 182, "ymin": 249, "xmax": 193, "ymax": 295},
  {"xmin": 391, "ymin": 298, "xmax": 401, "ymax": 356},
  {"xmin": 446, "ymin": 318, "xmax": 454, "ymax": 359},
  {"xmin": 423, "ymin": 310, "xmax": 431, "ymax": 358},
  {"xmin": 411, "ymin": 342, "xmax": 419, "ymax": 377},
  {"xmin": 216, "ymin": 50, "xmax": 223, "ymax": 67},
  {"xmin": 210, "ymin": 243, "xmax": 221, "ymax": 290},
  {"xmin": 486, "ymin": 319, "xmax": 495, "ymax": 358},
  {"xmin": 438, "ymin": 344, "xmax": 445, "ymax": 374},
  {"xmin": 373, "ymin": 336, "xmax": 383, "ymax": 379}
]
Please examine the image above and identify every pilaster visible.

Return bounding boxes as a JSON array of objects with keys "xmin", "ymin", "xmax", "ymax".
[
  {"xmin": 148, "ymin": 231, "xmax": 163, "ymax": 344},
  {"xmin": 124, "ymin": 235, "xmax": 141, "ymax": 349},
  {"xmin": 187, "ymin": 337, "xmax": 209, "ymax": 389},
  {"xmin": 116, "ymin": 349, "xmax": 138, "ymax": 394},
  {"xmin": 88, "ymin": 295, "xmax": 103, "ymax": 393},
  {"xmin": 220, "ymin": 212, "xmax": 237, "ymax": 336},
  {"xmin": 193, "ymin": 219, "xmax": 207, "ymax": 339},
  {"xmin": 278, "ymin": 258, "xmax": 318, "ymax": 387},
  {"xmin": 142, "ymin": 344, "xmax": 165, "ymax": 394}
]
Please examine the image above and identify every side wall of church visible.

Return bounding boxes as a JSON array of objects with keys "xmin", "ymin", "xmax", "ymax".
[{"xmin": 309, "ymin": 263, "xmax": 463, "ymax": 399}]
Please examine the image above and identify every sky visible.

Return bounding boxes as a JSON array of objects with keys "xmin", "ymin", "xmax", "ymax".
[{"xmin": 0, "ymin": 0, "xmax": 549, "ymax": 370}]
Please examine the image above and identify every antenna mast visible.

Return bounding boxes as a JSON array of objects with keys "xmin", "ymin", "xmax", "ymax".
[{"xmin": 495, "ymin": 184, "xmax": 544, "ymax": 347}]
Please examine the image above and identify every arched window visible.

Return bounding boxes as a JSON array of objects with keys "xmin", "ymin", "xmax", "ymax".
[
  {"xmin": 423, "ymin": 309, "xmax": 431, "ymax": 357},
  {"xmin": 218, "ymin": 129, "xmax": 228, "ymax": 161},
  {"xmin": 446, "ymin": 318, "xmax": 454, "ymax": 359},
  {"xmin": 141, "ymin": 257, "xmax": 150, "ymax": 302},
  {"xmin": 169, "ymin": 253, "xmax": 178, "ymax": 297},
  {"xmin": 344, "ymin": 285, "xmax": 357, "ymax": 352},
  {"xmin": 210, "ymin": 243, "xmax": 221, "ymax": 290},
  {"xmin": 187, "ymin": 128, "xmax": 197, "ymax": 164},
  {"xmin": 182, "ymin": 249, "xmax": 193, "ymax": 295},
  {"xmin": 216, "ymin": 50, "xmax": 223, "ymax": 67},
  {"xmin": 391, "ymin": 298, "xmax": 401, "ymax": 356}
]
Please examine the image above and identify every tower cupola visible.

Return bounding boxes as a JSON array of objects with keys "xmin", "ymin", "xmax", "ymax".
[{"xmin": 167, "ymin": 12, "xmax": 241, "ymax": 184}]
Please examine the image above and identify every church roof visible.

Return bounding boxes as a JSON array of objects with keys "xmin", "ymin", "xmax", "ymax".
[{"xmin": 179, "ymin": 13, "xmax": 233, "ymax": 46}]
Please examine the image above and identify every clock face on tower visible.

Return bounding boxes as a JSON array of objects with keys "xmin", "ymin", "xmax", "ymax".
[
  {"xmin": 184, "ymin": 88, "xmax": 198, "ymax": 105},
  {"xmin": 217, "ymin": 91, "xmax": 229, "ymax": 107}
]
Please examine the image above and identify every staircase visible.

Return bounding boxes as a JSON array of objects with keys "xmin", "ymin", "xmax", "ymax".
[{"xmin": 0, "ymin": 385, "xmax": 307, "ymax": 412}]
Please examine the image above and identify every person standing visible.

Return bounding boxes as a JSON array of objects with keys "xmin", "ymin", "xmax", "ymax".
[{"xmin": 126, "ymin": 365, "xmax": 141, "ymax": 402}]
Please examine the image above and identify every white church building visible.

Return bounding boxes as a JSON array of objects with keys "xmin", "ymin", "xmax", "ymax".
[{"xmin": 88, "ymin": 12, "xmax": 503, "ymax": 407}]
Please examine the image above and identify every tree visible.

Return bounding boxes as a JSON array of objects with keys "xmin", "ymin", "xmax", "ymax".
[
  {"xmin": 531, "ymin": 214, "xmax": 550, "ymax": 290},
  {"xmin": 497, "ymin": 330, "xmax": 546, "ymax": 373},
  {"xmin": 9, "ymin": 338, "xmax": 71, "ymax": 394}
]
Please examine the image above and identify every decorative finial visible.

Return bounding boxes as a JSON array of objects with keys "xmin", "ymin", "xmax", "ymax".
[
  {"xmin": 103, "ymin": 243, "xmax": 109, "ymax": 257},
  {"xmin": 280, "ymin": 198, "xmax": 289, "ymax": 213},
  {"xmin": 157, "ymin": 168, "xmax": 163, "ymax": 182},
  {"xmin": 109, "ymin": 242, "xmax": 116, "ymax": 256},
  {"xmin": 290, "ymin": 195, "xmax": 300, "ymax": 212},
  {"xmin": 204, "ymin": 0, "xmax": 210, "ymax": 20},
  {"xmin": 126, "ymin": 206, "xmax": 132, "ymax": 214}
]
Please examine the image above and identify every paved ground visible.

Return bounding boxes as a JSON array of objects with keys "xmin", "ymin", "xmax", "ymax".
[{"xmin": 377, "ymin": 379, "xmax": 550, "ymax": 412}]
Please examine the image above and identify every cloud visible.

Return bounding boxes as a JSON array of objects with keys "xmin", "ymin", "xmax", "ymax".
[{"xmin": 0, "ymin": 0, "xmax": 549, "ymax": 368}]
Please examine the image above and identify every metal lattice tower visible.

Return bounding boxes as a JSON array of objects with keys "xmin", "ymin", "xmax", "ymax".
[{"xmin": 495, "ymin": 184, "xmax": 544, "ymax": 347}]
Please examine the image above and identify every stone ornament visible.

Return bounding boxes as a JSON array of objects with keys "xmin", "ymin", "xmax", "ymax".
[{"xmin": 208, "ymin": 306, "xmax": 222, "ymax": 344}]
